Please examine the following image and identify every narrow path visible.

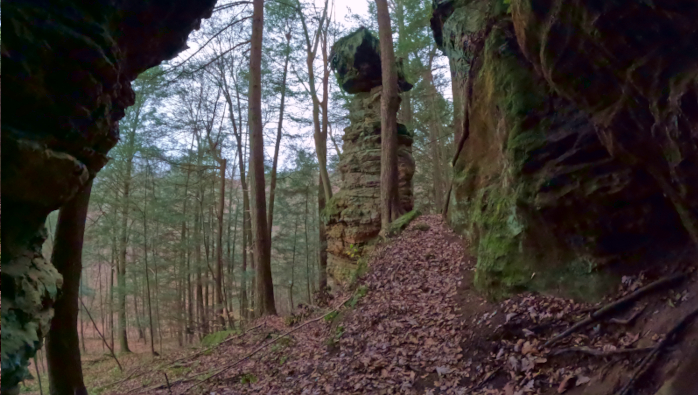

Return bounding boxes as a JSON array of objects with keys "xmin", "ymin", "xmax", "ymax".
[{"xmin": 234, "ymin": 214, "xmax": 476, "ymax": 394}]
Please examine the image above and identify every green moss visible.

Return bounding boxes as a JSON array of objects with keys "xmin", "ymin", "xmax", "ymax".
[
  {"xmin": 200, "ymin": 329, "xmax": 240, "ymax": 347},
  {"xmin": 386, "ymin": 209, "xmax": 422, "ymax": 236}
]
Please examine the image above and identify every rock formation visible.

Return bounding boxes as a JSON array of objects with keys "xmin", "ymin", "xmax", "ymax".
[
  {"xmin": 432, "ymin": 0, "xmax": 697, "ymax": 299},
  {"xmin": 326, "ymin": 28, "xmax": 415, "ymax": 285},
  {"xmin": 1, "ymin": 1, "xmax": 216, "ymax": 391}
]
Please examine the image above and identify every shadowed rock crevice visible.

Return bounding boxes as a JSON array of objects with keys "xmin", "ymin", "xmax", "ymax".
[{"xmin": 1, "ymin": 1, "xmax": 216, "ymax": 392}]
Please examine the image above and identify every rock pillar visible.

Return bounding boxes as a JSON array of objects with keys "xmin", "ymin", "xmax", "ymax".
[{"xmin": 326, "ymin": 28, "xmax": 415, "ymax": 286}]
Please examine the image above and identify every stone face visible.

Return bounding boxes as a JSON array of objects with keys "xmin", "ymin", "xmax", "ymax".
[
  {"xmin": 325, "ymin": 59, "xmax": 415, "ymax": 285},
  {"xmin": 432, "ymin": 0, "xmax": 693, "ymax": 299},
  {"xmin": 1, "ymin": 0, "xmax": 215, "ymax": 390}
]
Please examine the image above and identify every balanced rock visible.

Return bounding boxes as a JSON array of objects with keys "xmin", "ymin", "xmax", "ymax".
[{"xmin": 326, "ymin": 29, "xmax": 415, "ymax": 286}]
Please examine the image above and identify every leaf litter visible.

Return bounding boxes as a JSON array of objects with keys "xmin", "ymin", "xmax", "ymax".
[{"xmin": 106, "ymin": 215, "xmax": 695, "ymax": 395}]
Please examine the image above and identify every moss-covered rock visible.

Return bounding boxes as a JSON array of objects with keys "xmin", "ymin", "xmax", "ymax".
[
  {"xmin": 432, "ymin": 0, "xmax": 689, "ymax": 300},
  {"xmin": 2, "ymin": 0, "xmax": 216, "ymax": 391},
  {"xmin": 325, "ymin": 76, "xmax": 415, "ymax": 287}
]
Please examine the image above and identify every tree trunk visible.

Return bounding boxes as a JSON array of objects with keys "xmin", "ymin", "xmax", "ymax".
[
  {"xmin": 304, "ymin": 192, "xmax": 312, "ymax": 303},
  {"xmin": 215, "ymin": 159, "xmax": 227, "ymax": 329},
  {"xmin": 248, "ymin": 0, "xmax": 277, "ymax": 317},
  {"xmin": 376, "ymin": 0, "xmax": 402, "ymax": 231},
  {"xmin": 289, "ymin": 217, "xmax": 299, "ymax": 312},
  {"xmin": 118, "ymin": 157, "xmax": 133, "ymax": 353},
  {"xmin": 425, "ymin": 49, "xmax": 445, "ymax": 211},
  {"xmin": 46, "ymin": 181, "xmax": 92, "ymax": 395},
  {"xmin": 222, "ymin": 83, "xmax": 251, "ymax": 320},
  {"xmin": 317, "ymin": 176, "xmax": 328, "ymax": 295},
  {"xmin": 109, "ymin": 255, "xmax": 115, "ymax": 351},
  {"xmin": 268, "ymin": 32, "xmax": 292, "ymax": 239},
  {"xmin": 298, "ymin": 0, "xmax": 332, "ymax": 203},
  {"xmin": 142, "ymin": 168, "xmax": 156, "ymax": 355}
]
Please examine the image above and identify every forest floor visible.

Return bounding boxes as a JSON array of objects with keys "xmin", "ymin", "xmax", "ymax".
[{"xmin": 24, "ymin": 215, "xmax": 698, "ymax": 395}]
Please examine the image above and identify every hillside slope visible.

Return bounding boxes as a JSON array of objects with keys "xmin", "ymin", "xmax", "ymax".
[{"xmin": 100, "ymin": 215, "xmax": 697, "ymax": 395}]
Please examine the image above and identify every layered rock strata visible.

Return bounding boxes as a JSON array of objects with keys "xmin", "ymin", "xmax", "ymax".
[
  {"xmin": 431, "ymin": 0, "xmax": 695, "ymax": 299},
  {"xmin": 1, "ymin": 0, "xmax": 216, "ymax": 391},
  {"xmin": 326, "ymin": 29, "xmax": 416, "ymax": 285}
]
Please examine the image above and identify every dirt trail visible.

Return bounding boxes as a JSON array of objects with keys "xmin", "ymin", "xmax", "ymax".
[{"xmin": 104, "ymin": 215, "xmax": 697, "ymax": 395}]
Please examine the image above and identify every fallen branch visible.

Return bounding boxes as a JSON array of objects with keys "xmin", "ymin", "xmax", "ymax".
[
  {"xmin": 181, "ymin": 293, "xmax": 355, "ymax": 393},
  {"xmin": 551, "ymin": 346, "xmax": 653, "ymax": 357},
  {"xmin": 617, "ymin": 306, "xmax": 698, "ymax": 395},
  {"xmin": 545, "ymin": 274, "xmax": 686, "ymax": 347},
  {"xmin": 80, "ymin": 297, "xmax": 123, "ymax": 371}
]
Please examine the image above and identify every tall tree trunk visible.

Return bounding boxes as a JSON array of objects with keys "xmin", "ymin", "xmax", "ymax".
[
  {"xmin": 179, "ymin": 143, "xmax": 193, "ymax": 343},
  {"xmin": 46, "ymin": 181, "xmax": 92, "ymax": 395},
  {"xmin": 425, "ymin": 49, "xmax": 445, "ymax": 211},
  {"xmin": 289, "ymin": 217, "xmax": 299, "ymax": 311},
  {"xmin": 222, "ymin": 84, "xmax": 251, "ymax": 320},
  {"xmin": 109, "ymin": 253, "xmax": 115, "ymax": 350},
  {"xmin": 268, "ymin": 32, "xmax": 292, "ymax": 239},
  {"xmin": 142, "ymin": 168, "xmax": 156, "ymax": 355},
  {"xmin": 298, "ymin": 0, "xmax": 332, "ymax": 202},
  {"xmin": 118, "ymin": 158, "xmax": 133, "ymax": 353},
  {"xmin": 304, "ymin": 191, "xmax": 312, "ymax": 303},
  {"xmin": 317, "ymin": 176, "xmax": 328, "ymax": 295},
  {"xmin": 376, "ymin": 0, "xmax": 402, "ymax": 231},
  {"xmin": 215, "ymin": 159, "xmax": 227, "ymax": 329},
  {"xmin": 248, "ymin": 0, "xmax": 277, "ymax": 317}
]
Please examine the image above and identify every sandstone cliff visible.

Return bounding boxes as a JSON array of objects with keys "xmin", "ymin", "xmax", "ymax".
[
  {"xmin": 433, "ymin": 0, "xmax": 697, "ymax": 299},
  {"xmin": 1, "ymin": 1, "xmax": 216, "ymax": 391}
]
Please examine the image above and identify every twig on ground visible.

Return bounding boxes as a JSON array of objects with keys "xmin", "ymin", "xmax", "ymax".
[
  {"xmin": 472, "ymin": 367, "xmax": 501, "ymax": 391},
  {"xmin": 545, "ymin": 274, "xmax": 686, "ymax": 347},
  {"xmin": 617, "ymin": 306, "xmax": 698, "ymax": 395},
  {"xmin": 163, "ymin": 372, "xmax": 173, "ymax": 395},
  {"xmin": 181, "ymin": 293, "xmax": 355, "ymax": 393},
  {"xmin": 551, "ymin": 346, "xmax": 653, "ymax": 357},
  {"xmin": 80, "ymin": 297, "xmax": 123, "ymax": 371}
]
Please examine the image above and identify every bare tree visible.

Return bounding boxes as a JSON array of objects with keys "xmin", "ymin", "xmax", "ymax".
[{"xmin": 248, "ymin": 0, "xmax": 277, "ymax": 316}]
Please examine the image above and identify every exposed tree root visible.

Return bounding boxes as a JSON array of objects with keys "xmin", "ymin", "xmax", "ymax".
[
  {"xmin": 617, "ymin": 306, "xmax": 698, "ymax": 395},
  {"xmin": 545, "ymin": 274, "xmax": 686, "ymax": 347},
  {"xmin": 551, "ymin": 346, "xmax": 653, "ymax": 357}
]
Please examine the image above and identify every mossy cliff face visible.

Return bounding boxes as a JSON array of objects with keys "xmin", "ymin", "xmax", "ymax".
[
  {"xmin": 327, "ymin": 29, "xmax": 415, "ymax": 286},
  {"xmin": 1, "ymin": 1, "xmax": 215, "ymax": 391},
  {"xmin": 510, "ymin": 0, "xmax": 698, "ymax": 241},
  {"xmin": 432, "ymin": 0, "xmax": 690, "ymax": 300}
]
